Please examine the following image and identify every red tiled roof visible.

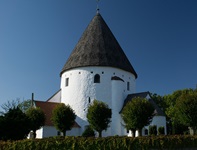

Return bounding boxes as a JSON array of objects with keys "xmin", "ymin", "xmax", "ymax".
[{"xmin": 34, "ymin": 101, "xmax": 81, "ymax": 128}]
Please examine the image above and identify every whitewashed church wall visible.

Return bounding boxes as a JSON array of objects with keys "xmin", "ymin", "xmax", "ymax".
[
  {"xmin": 60, "ymin": 66, "xmax": 136, "ymax": 135},
  {"xmin": 66, "ymin": 128, "xmax": 81, "ymax": 136},
  {"xmin": 36, "ymin": 128, "xmax": 43, "ymax": 139},
  {"xmin": 128, "ymin": 130, "xmax": 140, "ymax": 137},
  {"xmin": 111, "ymin": 79, "xmax": 125, "ymax": 136},
  {"xmin": 127, "ymin": 130, "xmax": 132, "ymax": 137},
  {"xmin": 36, "ymin": 126, "xmax": 81, "ymax": 138},
  {"xmin": 42, "ymin": 126, "xmax": 58, "ymax": 138},
  {"xmin": 127, "ymin": 116, "xmax": 167, "ymax": 137}
]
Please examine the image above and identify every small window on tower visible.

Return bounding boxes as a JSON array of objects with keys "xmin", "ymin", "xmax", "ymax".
[
  {"xmin": 127, "ymin": 82, "xmax": 130, "ymax": 91},
  {"xmin": 94, "ymin": 74, "xmax": 100, "ymax": 83},
  {"xmin": 88, "ymin": 97, "xmax": 91, "ymax": 103},
  {"xmin": 65, "ymin": 78, "xmax": 69, "ymax": 87}
]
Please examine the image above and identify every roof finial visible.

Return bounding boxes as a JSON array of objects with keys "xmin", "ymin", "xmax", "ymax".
[{"xmin": 96, "ymin": 0, "xmax": 100, "ymax": 14}]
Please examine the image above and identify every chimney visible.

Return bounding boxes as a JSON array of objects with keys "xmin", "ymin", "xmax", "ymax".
[{"xmin": 31, "ymin": 93, "xmax": 34, "ymax": 107}]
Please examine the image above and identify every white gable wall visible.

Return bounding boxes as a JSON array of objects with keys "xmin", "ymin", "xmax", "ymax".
[
  {"xmin": 150, "ymin": 116, "xmax": 167, "ymax": 135},
  {"xmin": 127, "ymin": 115, "xmax": 167, "ymax": 137},
  {"xmin": 47, "ymin": 90, "xmax": 61, "ymax": 103}
]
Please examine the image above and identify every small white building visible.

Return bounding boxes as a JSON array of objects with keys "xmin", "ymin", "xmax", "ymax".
[{"xmin": 34, "ymin": 12, "xmax": 166, "ymax": 138}]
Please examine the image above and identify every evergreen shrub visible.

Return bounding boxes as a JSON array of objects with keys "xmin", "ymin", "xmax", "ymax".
[
  {"xmin": 158, "ymin": 126, "xmax": 165, "ymax": 135},
  {"xmin": 82, "ymin": 126, "xmax": 95, "ymax": 137},
  {"xmin": 149, "ymin": 125, "xmax": 157, "ymax": 136}
]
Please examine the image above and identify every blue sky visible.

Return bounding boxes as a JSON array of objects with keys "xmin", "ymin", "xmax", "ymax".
[{"xmin": 0, "ymin": 0, "xmax": 197, "ymax": 106}]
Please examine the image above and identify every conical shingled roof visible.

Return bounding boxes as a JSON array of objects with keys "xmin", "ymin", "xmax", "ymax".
[{"xmin": 61, "ymin": 13, "xmax": 137, "ymax": 78}]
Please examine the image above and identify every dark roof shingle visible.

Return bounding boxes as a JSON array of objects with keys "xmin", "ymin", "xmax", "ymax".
[{"xmin": 61, "ymin": 13, "xmax": 137, "ymax": 78}]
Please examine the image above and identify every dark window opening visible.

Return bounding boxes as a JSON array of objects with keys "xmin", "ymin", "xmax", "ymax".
[
  {"xmin": 127, "ymin": 82, "xmax": 130, "ymax": 91},
  {"xmin": 79, "ymin": 72, "xmax": 81, "ymax": 74},
  {"xmin": 91, "ymin": 71, "xmax": 93, "ymax": 73},
  {"xmin": 88, "ymin": 97, "xmax": 91, "ymax": 103},
  {"xmin": 102, "ymin": 72, "xmax": 104, "ymax": 74},
  {"xmin": 145, "ymin": 129, "xmax": 148, "ymax": 135},
  {"xmin": 66, "ymin": 78, "xmax": 69, "ymax": 87},
  {"xmin": 94, "ymin": 74, "xmax": 100, "ymax": 83},
  {"xmin": 57, "ymin": 131, "xmax": 61, "ymax": 136}
]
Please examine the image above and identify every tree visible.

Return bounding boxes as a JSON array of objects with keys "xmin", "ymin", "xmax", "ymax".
[
  {"xmin": 87, "ymin": 100, "xmax": 111, "ymax": 137},
  {"xmin": 51, "ymin": 103, "xmax": 76, "ymax": 136},
  {"xmin": 0, "ymin": 116, "xmax": 5, "ymax": 140},
  {"xmin": 26, "ymin": 107, "xmax": 45, "ymax": 139},
  {"xmin": 0, "ymin": 99, "xmax": 20, "ymax": 114},
  {"xmin": 149, "ymin": 125, "xmax": 157, "ymax": 136},
  {"xmin": 150, "ymin": 93, "xmax": 167, "ymax": 112},
  {"xmin": 164, "ymin": 89, "xmax": 194, "ymax": 134},
  {"xmin": 18, "ymin": 99, "xmax": 33, "ymax": 113},
  {"xmin": 82, "ymin": 125, "xmax": 95, "ymax": 137},
  {"xmin": 0, "ymin": 107, "xmax": 30, "ymax": 140},
  {"xmin": 175, "ymin": 92, "xmax": 197, "ymax": 135},
  {"xmin": 121, "ymin": 97, "xmax": 154, "ymax": 136},
  {"xmin": 1, "ymin": 99, "xmax": 32, "ymax": 114},
  {"xmin": 158, "ymin": 126, "xmax": 165, "ymax": 135}
]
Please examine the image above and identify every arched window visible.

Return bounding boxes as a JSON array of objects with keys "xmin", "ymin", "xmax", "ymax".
[{"xmin": 94, "ymin": 74, "xmax": 100, "ymax": 83}]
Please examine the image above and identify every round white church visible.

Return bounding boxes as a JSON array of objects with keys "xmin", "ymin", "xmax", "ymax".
[{"xmin": 34, "ymin": 12, "xmax": 166, "ymax": 138}]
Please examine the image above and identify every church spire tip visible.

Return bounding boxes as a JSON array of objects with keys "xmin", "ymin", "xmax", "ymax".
[{"xmin": 96, "ymin": 0, "xmax": 100, "ymax": 14}]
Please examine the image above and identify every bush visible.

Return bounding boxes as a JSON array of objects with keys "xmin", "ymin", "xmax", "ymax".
[
  {"xmin": 0, "ymin": 135, "xmax": 197, "ymax": 150},
  {"xmin": 82, "ymin": 126, "xmax": 95, "ymax": 137},
  {"xmin": 158, "ymin": 126, "xmax": 165, "ymax": 135},
  {"xmin": 149, "ymin": 125, "xmax": 157, "ymax": 136}
]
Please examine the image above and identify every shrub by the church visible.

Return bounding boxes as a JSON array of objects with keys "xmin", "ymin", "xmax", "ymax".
[
  {"xmin": 1, "ymin": 136, "xmax": 197, "ymax": 149},
  {"xmin": 149, "ymin": 125, "xmax": 157, "ymax": 136},
  {"xmin": 158, "ymin": 126, "xmax": 165, "ymax": 135},
  {"xmin": 175, "ymin": 92, "xmax": 197, "ymax": 135},
  {"xmin": 0, "ymin": 107, "xmax": 30, "ymax": 140},
  {"xmin": 51, "ymin": 103, "xmax": 76, "ymax": 136},
  {"xmin": 121, "ymin": 97, "xmax": 155, "ymax": 137},
  {"xmin": 87, "ymin": 100, "xmax": 111, "ymax": 137},
  {"xmin": 82, "ymin": 125, "xmax": 95, "ymax": 137},
  {"xmin": 26, "ymin": 107, "xmax": 46, "ymax": 139}
]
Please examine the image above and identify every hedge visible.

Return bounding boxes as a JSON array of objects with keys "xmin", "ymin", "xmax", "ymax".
[{"xmin": 0, "ymin": 135, "xmax": 197, "ymax": 150}]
